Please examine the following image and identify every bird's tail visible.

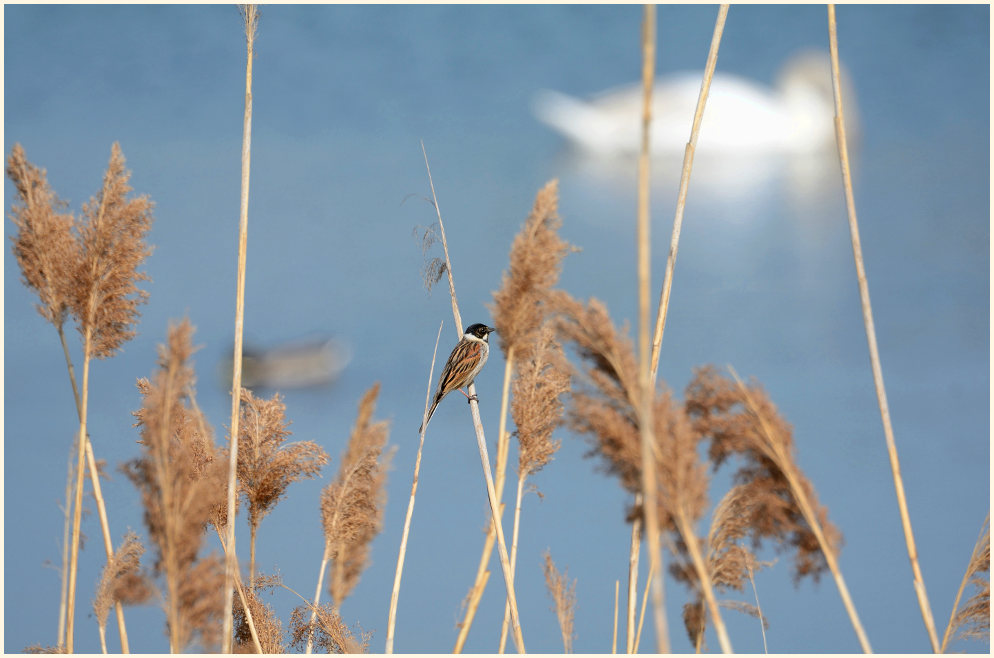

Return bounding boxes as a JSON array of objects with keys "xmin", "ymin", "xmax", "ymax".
[{"xmin": 418, "ymin": 395, "xmax": 441, "ymax": 435}]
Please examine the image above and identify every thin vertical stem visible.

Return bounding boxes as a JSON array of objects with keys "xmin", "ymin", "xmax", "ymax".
[
  {"xmin": 747, "ymin": 564, "xmax": 768, "ymax": 653},
  {"xmin": 223, "ymin": 5, "xmax": 257, "ymax": 652},
  {"xmin": 57, "ymin": 447, "xmax": 73, "ymax": 650},
  {"xmin": 648, "ymin": 5, "xmax": 729, "ymax": 386},
  {"xmin": 305, "ymin": 552, "xmax": 329, "ymax": 654},
  {"xmin": 385, "ymin": 321, "xmax": 444, "ymax": 653},
  {"xmin": 827, "ymin": 5, "xmax": 939, "ymax": 652},
  {"xmin": 626, "ymin": 496, "xmax": 642, "ymax": 653},
  {"xmin": 612, "ymin": 580, "xmax": 620, "ymax": 654},
  {"xmin": 57, "ymin": 324, "xmax": 131, "ymax": 652},
  {"xmin": 633, "ymin": 559, "xmax": 654, "ymax": 653},
  {"xmin": 65, "ymin": 330, "xmax": 92, "ymax": 652},
  {"xmin": 215, "ymin": 527, "xmax": 263, "ymax": 654},
  {"xmin": 454, "ymin": 349, "xmax": 516, "ymax": 652},
  {"xmin": 497, "ymin": 475, "xmax": 527, "ymax": 653},
  {"xmin": 635, "ymin": 5, "xmax": 670, "ymax": 655}
]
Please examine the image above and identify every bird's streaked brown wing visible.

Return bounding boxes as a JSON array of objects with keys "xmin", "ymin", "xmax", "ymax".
[{"xmin": 437, "ymin": 339, "xmax": 482, "ymax": 397}]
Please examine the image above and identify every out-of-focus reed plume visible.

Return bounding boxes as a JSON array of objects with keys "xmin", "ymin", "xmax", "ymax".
[
  {"xmin": 542, "ymin": 550, "xmax": 577, "ymax": 653},
  {"xmin": 233, "ymin": 574, "xmax": 286, "ymax": 653},
  {"xmin": 941, "ymin": 514, "xmax": 990, "ymax": 651},
  {"xmin": 92, "ymin": 532, "xmax": 145, "ymax": 653},
  {"xmin": 290, "ymin": 604, "xmax": 369, "ymax": 654},
  {"xmin": 321, "ymin": 383, "xmax": 393, "ymax": 609},
  {"xmin": 233, "ymin": 387, "xmax": 328, "ymax": 584},
  {"xmin": 685, "ymin": 366, "xmax": 839, "ymax": 582},
  {"xmin": 6, "ymin": 143, "xmax": 80, "ymax": 328},
  {"xmin": 492, "ymin": 179, "xmax": 573, "ymax": 359},
  {"xmin": 124, "ymin": 319, "xmax": 226, "ymax": 651}
]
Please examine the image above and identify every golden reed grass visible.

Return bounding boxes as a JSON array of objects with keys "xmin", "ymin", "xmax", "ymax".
[
  {"xmin": 8, "ymin": 141, "xmax": 152, "ymax": 653},
  {"xmin": 10, "ymin": 8, "xmax": 991, "ymax": 654}
]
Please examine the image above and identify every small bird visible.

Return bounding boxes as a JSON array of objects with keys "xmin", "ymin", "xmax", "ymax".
[{"xmin": 419, "ymin": 323, "xmax": 495, "ymax": 433}]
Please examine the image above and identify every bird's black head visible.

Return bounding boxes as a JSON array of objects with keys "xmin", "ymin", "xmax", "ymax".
[{"xmin": 465, "ymin": 323, "xmax": 495, "ymax": 341}]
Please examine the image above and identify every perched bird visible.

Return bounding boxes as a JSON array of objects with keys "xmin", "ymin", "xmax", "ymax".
[{"xmin": 419, "ymin": 323, "xmax": 495, "ymax": 433}]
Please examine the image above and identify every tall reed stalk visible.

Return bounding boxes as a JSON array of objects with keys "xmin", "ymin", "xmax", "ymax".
[
  {"xmin": 223, "ymin": 5, "xmax": 258, "ymax": 652},
  {"xmin": 420, "ymin": 141, "xmax": 526, "ymax": 653},
  {"xmin": 385, "ymin": 322, "xmax": 444, "ymax": 653},
  {"xmin": 625, "ymin": 503, "xmax": 641, "ymax": 653},
  {"xmin": 827, "ymin": 5, "xmax": 939, "ymax": 651},
  {"xmin": 634, "ymin": 6, "xmax": 668, "ymax": 654},
  {"xmin": 451, "ymin": 353, "xmax": 513, "ymax": 653}
]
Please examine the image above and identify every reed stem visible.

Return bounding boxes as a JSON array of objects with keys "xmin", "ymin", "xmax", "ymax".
[
  {"xmin": 827, "ymin": 5, "xmax": 939, "ymax": 652},
  {"xmin": 648, "ymin": 4, "xmax": 728, "ymax": 386},
  {"xmin": 305, "ymin": 552, "xmax": 329, "ymax": 654},
  {"xmin": 56, "ymin": 321, "xmax": 131, "ymax": 652},
  {"xmin": 634, "ymin": 6, "xmax": 671, "ymax": 654},
  {"xmin": 626, "ymin": 495, "xmax": 642, "ymax": 653},
  {"xmin": 633, "ymin": 559, "xmax": 654, "ymax": 653},
  {"xmin": 215, "ymin": 526, "xmax": 263, "ymax": 653},
  {"xmin": 612, "ymin": 580, "xmax": 620, "ymax": 653},
  {"xmin": 385, "ymin": 321, "xmax": 444, "ymax": 653},
  {"xmin": 65, "ymin": 329, "xmax": 92, "ymax": 652},
  {"xmin": 454, "ymin": 349, "xmax": 515, "ymax": 652},
  {"xmin": 497, "ymin": 475, "xmax": 526, "ymax": 653},
  {"xmin": 223, "ymin": 6, "xmax": 258, "ymax": 651}
]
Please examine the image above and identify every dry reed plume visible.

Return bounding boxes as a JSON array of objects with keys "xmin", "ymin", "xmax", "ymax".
[
  {"xmin": 542, "ymin": 550, "xmax": 577, "ymax": 653},
  {"xmin": 555, "ymin": 293, "xmax": 733, "ymax": 651},
  {"xmin": 233, "ymin": 574, "xmax": 286, "ymax": 653},
  {"xmin": 291, "ymin": 603, "xmax": 369, "ymax": 654},
  {"xmin": 941, "ymin": 514, "xmax": 990, "ymax": 652},
  {"xmin": 322, "ymin": 383, "xmax": 392, "ymax": 607},
  {"xmin": 234, "ymin": 387, "xmax": 328, "ymax": 584},
  {"xmin": 686, "ymin": 365, "xmax": 871, "ymax": 651},
  {"xmin": 685, "ymin": 367, "xmax": 840, "ymax": 583},
  {"xmin": 308, "ymin": 384, "xmax": 391, "ymax": 653},
  {"xmin": 124, "ymin": 319, "xmax": 227, "ymax": 651},
  {"xmin": 6, "ymin": 143, "xmax": 79, "ymax": 328},
  {"xmin": 92, "ymin": 532, "xmax": 145, "ymax": 653},
  {"xmin": 497, "ymin": 323, "xmax": 570, "ymax": 651},
  {"xmin": 672, "ymin": 485, "xmax": 767, "ymax": 650},
  {"xmin": 491, "ymin": 179, "xmax": 573, "ymax": 358},
  {"xmin": 71, "ymin": 143, "xmax": 153, "ymax": 360}
]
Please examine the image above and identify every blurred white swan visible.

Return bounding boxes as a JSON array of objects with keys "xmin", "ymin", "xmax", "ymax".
[{"xmin": 533, "ymin": 51, "xmax": 856, "ymax": 157}]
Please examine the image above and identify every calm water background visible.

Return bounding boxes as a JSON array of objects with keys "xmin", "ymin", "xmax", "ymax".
[{"xmin": 4, "ymin": 4, "xmax": 989, "ymax": 653}]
